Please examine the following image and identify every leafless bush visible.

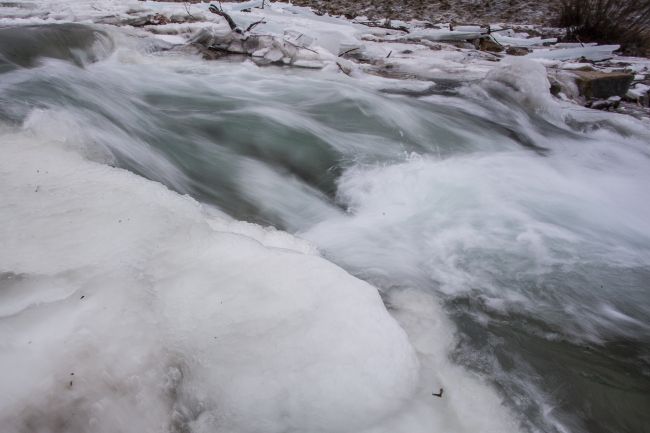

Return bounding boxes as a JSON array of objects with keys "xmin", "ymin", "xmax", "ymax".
[{"xmin": 558, "ymin": 0, "xmax": 650, "ymax": 55}]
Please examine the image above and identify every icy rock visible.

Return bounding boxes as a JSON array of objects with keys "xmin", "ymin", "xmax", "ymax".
[
  {"xmin": 506, "ymin": 46, "xmax": 530, "ymax": 56},
  {"xmin": 626, "ymin": 83, "xmax": 650, "ymax": 106},
  {"xmin": 264, "ymin": 47, "xmax": 284, "ymax": 62},
  {"xmin": 547, "ymin": 69, "xmax": 581, "ymax": 99},
  {"xmin": 587, "ymin": 98, "xmax": 620, "ymax": 110},
  {"xmin": 572, "ymin": 70, "xmax": 634, "ymax": 99},
  {"xmin": 479, "ymin": 37, "xmax": 503, "ymax": 53},
  {"xmin": 560, "ymin": 62, "xmax": 595, "ymax": 71},
  {"xmin": 479, "ymin": 58, "xmax": 554, "ymax": 111}
]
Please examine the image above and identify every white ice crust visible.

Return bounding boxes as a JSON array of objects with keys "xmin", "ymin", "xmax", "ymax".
[{"xmin": 0, "ymin": 115, "xmax": 419, "ymax": 432}]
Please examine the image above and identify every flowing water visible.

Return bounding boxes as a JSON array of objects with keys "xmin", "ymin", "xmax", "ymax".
[{"xmin": 1, "ymin": 23, "xmax": 650, "ymax": 433}]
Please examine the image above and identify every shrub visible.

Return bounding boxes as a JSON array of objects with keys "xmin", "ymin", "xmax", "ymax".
[{"xmin": 558, "ymin": 0, "xmax": 650, "ymax": 56}]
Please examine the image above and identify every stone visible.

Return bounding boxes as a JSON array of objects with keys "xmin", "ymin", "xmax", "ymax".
[
  {"xmin": 572, "ymin": 70, "xmax": 634, "ymax": 99},
  {"xmin": 478, "ymin": 37, "xmax": 504, "ymax": 52},
  {"xmin": 586, "ymin": 98, "xmax": 619, "ymax": 111},
  {"xmin": 505, "ymin": 46, "xmax": 530, "ymax": 56}
]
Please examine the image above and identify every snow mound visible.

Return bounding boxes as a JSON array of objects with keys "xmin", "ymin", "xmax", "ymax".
[
  {"xmin": 0, "ymin": 114, "xmax": 419, "ymax": 433},
  {"xmin": 477, "ymin": 58, "xmax": 554, "ymax": 112}
]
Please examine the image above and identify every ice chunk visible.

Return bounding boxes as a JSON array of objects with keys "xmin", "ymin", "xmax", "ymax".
[
  {"xmin": 626, "ymin": 83, "xmax": 650, "ymax": 100},
  {"xmin": 527, "ymin": 45, "xmax": 620, "ymax": 61},
  {"xmin": 476, "ymin": 58, "xmax": 555, "ymax": 113},
  {"xmin": 493, "ymin": 34, "xmax": 557, "ymax": 47},
  {"xmin": 405, "ymin": 29, "xmax": 485, "ymax": 42}
]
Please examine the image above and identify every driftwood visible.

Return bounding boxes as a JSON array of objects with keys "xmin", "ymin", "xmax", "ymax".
[
  {"xmin": 209, "ymin": 3, "xmax": 242, "ymax": 33},
  {"xmin": 338, "ymin": 47, "xmax": 359, "ymax": 57},
  {"xmin": 246, "ymin": 18, "xmax": 266, "ymax": 32}
]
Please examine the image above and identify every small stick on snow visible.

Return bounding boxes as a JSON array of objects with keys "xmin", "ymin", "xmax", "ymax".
[
  {"xmin": 183, "ymin": 2, "xmax": 195, "ymax": 20},
  {"xmin": 246, "ymin": 18, "xmax": 266, "ymax": 32},
  {"xmin": 336, "ymin": 62, "xmax": 351, "ymax": 76},
  {"xmin": 339, "ymin": 47, "xmax": 359, "ymax": 57},
  {"xmin": 283, "ymin": 39, "xmax": 318, "ymax": 54}
]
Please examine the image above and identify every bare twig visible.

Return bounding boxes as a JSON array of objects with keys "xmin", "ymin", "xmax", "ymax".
[
  {"xmin": 336, "ymin": 62, "xmax": 351, "ymax": 76},
  {"xmin": 283, "ymin": 39, "xmax": 318, "ymax": 54},
  {"xmin": 488, "ymin": 34, "xmax": 503, "ymax": 48},
  {"xmin": 487, "ymin": 27, "xmax": 513, "ymax": 34},
  {"xmin": 246, "ymin": 18, "xmax": 266, "ymax": 32},
  {"xmin": 183, "ymin": 2, "xmax": 195, "ymax": 20},
  {"xmin": 209, "ymin": 3, "xmax": 242, "ymax": 33},
  {"xmin": 338, "ymin": 47, "xmax": 359, "ymax": 57}
]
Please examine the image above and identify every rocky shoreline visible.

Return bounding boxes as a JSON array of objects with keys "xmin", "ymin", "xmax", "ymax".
[
  {"xmin": 290, "ymin": 0, "xmax": 562, "ymax": 25},
  {"xmin": 5, "ymin": 0, "xmax": 649, "ymax": 119},
  {"xmin": 143, "ymin": 0, "xmax": 650, "ymax": 118}
]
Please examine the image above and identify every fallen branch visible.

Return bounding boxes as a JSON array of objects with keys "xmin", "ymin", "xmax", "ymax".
[
  {"xmin": 338, "ymin": 47, "xmax": 359, "ymax": 57},
  {"xmin": 245, "ymin": 18, "xmax": 266, "ymax": 32},
  {"xmin": 183, "ymin": 2, "xmax": 195, "ymax": 20},
  {"xmin": 209, "ymin": 3, "xmax": 242, "ymax": 33},
  {"xmin": 485, "ymin": 25, "xmax": 513, "ymax": 34},
  {"xmin": 336, "ymin": 61, "xmax": 352, "ymax": 76}
]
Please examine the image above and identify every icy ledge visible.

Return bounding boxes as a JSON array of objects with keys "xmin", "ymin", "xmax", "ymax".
[{"xmin": 0, "ymin": 115, "xmax": 419, "ymax": 433}]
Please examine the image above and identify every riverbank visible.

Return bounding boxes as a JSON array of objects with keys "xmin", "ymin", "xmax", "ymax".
[{"xmin": 121, "ymin": 1, "xmax": 650, "ymax": 119}]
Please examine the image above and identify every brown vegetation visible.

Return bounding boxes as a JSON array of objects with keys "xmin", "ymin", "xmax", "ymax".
[{"xmin": 557, "ymin": 0, "xmax": 650, "ymax": 56}]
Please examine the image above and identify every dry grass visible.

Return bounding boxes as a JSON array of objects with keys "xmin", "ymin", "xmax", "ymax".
[
  {"xmin": 288, "ymin": 0, "xmax": 562, "ymax": 25},
  {"xmin": 558, "ymin": 0, "xmax": 650, "ymax": 55}
]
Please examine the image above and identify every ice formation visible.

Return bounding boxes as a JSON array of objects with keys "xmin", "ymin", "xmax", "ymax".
[{"xmin": 0, "ymin": 117, "xmax": 419, "ymax": 432}]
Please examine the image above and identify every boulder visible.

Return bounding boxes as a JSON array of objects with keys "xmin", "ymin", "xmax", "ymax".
[
  {"xmin": 506, "ymin": 46, "xmax": 530, "ymax": 56},
  {"xmin": 478, "ymin": 37, "xmax": 503, "ymax": 52},
  {"xmin": 571, "ymin": 70, "xmax": 634, "ymax": 99}
]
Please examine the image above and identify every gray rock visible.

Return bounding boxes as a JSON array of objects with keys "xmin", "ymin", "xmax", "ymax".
[
  {"xmin": 506, "ymin": 46, "xmax": 530, "ymax": 56},
  {"xmin": 572, "ymin": 70, "xmax": 634, "ymax": 99},
  {"xmin": 478, "ymin": 37, "xmax": 503, "ymax": 52}
]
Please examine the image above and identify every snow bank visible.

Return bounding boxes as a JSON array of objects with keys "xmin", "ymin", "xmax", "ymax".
[{"xmin": 0, "ymin": 112, "xmax": 419, "ymax": 432}]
